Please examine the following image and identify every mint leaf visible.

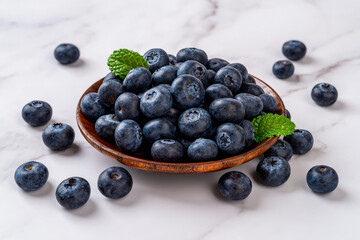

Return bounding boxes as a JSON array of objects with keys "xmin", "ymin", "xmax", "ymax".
[
  {"xmin": 252, "ymin": 113, "xmax": 295, "ymax": 143},
  {"xmin": 107, "ymin": 49, "xmax": 149, "ymax": 79}
]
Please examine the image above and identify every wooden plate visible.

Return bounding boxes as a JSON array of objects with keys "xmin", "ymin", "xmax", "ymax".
[{"xmin": 76, "ymin": 75, "xmax": 285, "ymax": 174}]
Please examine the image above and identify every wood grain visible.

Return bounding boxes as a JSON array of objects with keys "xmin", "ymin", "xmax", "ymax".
[{"xmin": 76, "ymin": 75, "xmax": 285, "ymax": 174}]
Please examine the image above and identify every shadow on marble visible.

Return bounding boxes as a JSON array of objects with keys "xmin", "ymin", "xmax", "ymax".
[
  {"xmin": 28, "ymin": 119, "xmax": 58, "ymax": 132},
  {"xmin": 27, "ymin": 181, "xmax": 54, "ymax": 197},
  {"xmin": 326, "ymin": 100, "xmax": 346, "ymax": 111},
  {"xmin": 69, "ymin": 199, "xmax": 97, "ymax": 217},
  {"xmin": 296, "ymin": 56, "xmax": 315, "ymax": 65},
  {"xmin": 65, "ymin": 59, "xmax": 85, "ymax": 68},
  {"xmin": 323, "ymin": 188, "xmax": 347, "ymax": 201},
  {"xmin": 57, "ymin": 143, "xmax": 81, "ymax": 156},
  {"xmin": 105, "ymin": 189, "xmax": 141, "ymax": 207}
]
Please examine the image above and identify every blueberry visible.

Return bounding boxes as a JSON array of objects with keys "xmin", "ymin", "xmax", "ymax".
[
  {"xmin": 306, "ymin": 165, "xmax": 339, "ymax": 194},
  {"xmin": 114, "ymin": 92, "xmax": 140, "ymax": 121},
  {"xmin": 140, "ymin": 86, "xmax": 172, "ymax": 118},
  {"xmin": 152, "ymin": 65, "xmax": 177, "ymax": 86},
  {"xmin": 80, "ymin": 92, "xmax": 107, "ymax": 122},
  {"xmin": 54, "ymin": 43, "xmax": 80, "ymax": 64},
  {"xmin": 285, "ymin": 109, "xmax": 291, "ymax": 120},
  {"xmin": 187, "ymin": 138, "xmax": 218, "ymax": 162},
  {"xmin": 207, "ymin": 69, "xmax": 216, "ymax": 86},
  {"xmin": 239, "ymin": 120, "xmax": 255, "ymax": 148},
  {"xmin": 143, "ymin": 118, "xmax": 177, "ymax": 143},
  {"xmin": 123, "ymin": 67, "xmax": 152, "ymax": 93},
  {"xmin": 98, "ymin": 167, "xmax": 133, "ymax": 199},
  {"xmin": 22, "ymin": 100, "xmax": 52, "ymax": 127},
  {"xmin": 259, "ymin": 94, "xmax": 277, "ymax": 113},
  {"xmin": 264, "ymin": 139, "xmax": 293, "ymax": 161},
  {"xmin": 234, "ymin": 93, "xmax": 263, "ymax": 118},
  {"xmin": 256, "ymin": 156, "xmax": 291, "ymax": 186},
  {"xmin": 284, "ymin": 129, "xmax": 313, "ymax": 155},
  {"xmin": 209, "ymin": 98, "xmax": 245, "ymax": 124},
  {"xmin": 238, "ymin": 83, "xmax": 265, "ymax": 96},
  {"xmin": 215, "ymin": 123, "xmax": 246, "ymax": 155},
  {"xmin": 103, "ymin": 72, "xmax": 122, "ymax": 83},
  {"xmin": 14, "ymin": 161, "xmax": 49, "ymax": 191},
  {"xmin": 177, "ymin": 60, "xmax": 209, "ymax": 87},
  {"xmin": 227, "ymin": 63, "xmax": 248, "ymax": 82},
  {"xmin": 151, "ymin": 139, "xmax": 184, "ymax": 162},
  {"xmin": 174, "ymin": 62, "xmax": 183, "ymax": 69},
  {"xmin": 42, "ymin": 123, "xmax": 75, "ymax": 151},
  {"xmin": 244, "ymin": 75, "xmax": 256, "ymax": 84},
  {"xmin": 164, "ymin": 107, "xmax": 180, "ymax": 124},
  {"xmin": 171, "ymin": 74, "xmax": 205, "ymax": 110},
  {"xmin": 214, "ymin": 66, "xmax": 242, "ymax": 93},
  {"xmin": 176, "ymin": 47, "xmax": 208, "ymax": 66},
  {"xmin": 143, "ymin": 48, "xmax": 169, "ymax": 72},
  {"xmin": 177, "ymin": 136, "xmax": 194, "ymax": 150},
  {"xmin": 218, "ymin": 171, "xmax": 252, "ymax": 201},
  {"xmin": 95, "ymin": 114, "xmax": 120, "ymax": 140},
  {"xmin": 205, "ymin": 84, "xmax": 233, "ymax": 104},
  {"xmin": 282, "ymin": 40, "xmax": 307, "ymax": 61},
  {"xmin": 114, "ymin": 120, "xmax": 142, "ymax": 153},
  {"xmin": 311, "ymin": 83, "xmax": 338, "ymax": 106},
  {"xmin": 273, "ymin": 60, "xmax": 294, "ymax": 79},
  {"xmin": 56, "ymin": 177, "xmax": 91, "ymax": 209},
  {"xmin": 98, "ymin": 80, "xmax": 124, "ymax": 107},
  {"xmin": 206, "ymin": 58, "xmax": 229, "ymax": 72},
  {"xmin": 178, "ymin": 108, "xmax": 212, "ymax": 139}
]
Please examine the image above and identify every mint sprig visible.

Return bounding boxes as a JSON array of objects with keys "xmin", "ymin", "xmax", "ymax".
[
  {"xmin": 107, "ymin": 49, "xmax": 149, "ymax": 79},
  {"xmin": 252, "ymin": 113, "xmax": 295, "ymax": 143}
]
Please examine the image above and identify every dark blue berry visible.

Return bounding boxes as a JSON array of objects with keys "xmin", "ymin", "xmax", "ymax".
[
  {"xmin": 143, "ymin": 118, "xmax": 177, "ymax": 143},
  {"xmin": 282, "ymin": 40, "xmax": 307, "ymax": 61},
  {"xmin": 214, "ymin": 66, "xmax": 242, "ymax": 93},
  {"xmin": 307, "ymin": 165, "xmax": 338, "ymax": 194},
  {"xmin": 244, "ymin": 75, "xmax": 256, "ymax": 84},
  {"xmin": 239, "ymin": 120, "xmax": 254, "ymax": 148},
  {"xmin": 176, "ymin": 47, "xmax": 208, "ymax": 66},
  {"xmin": 215, "ymin": 123, "xmax": 246, "ymax": 155},
  {"xmin": 273, "ymin": 60, "xmax": 294, "ymax": 79},
  {"xmin": 22, "ymin": 100, "xmax": 52, "ymax": 127},
  {"xmin": 42, "ymin": 123, "xmax": 75, "ymax": 151},
  {"xmin": 218, "ymin": 171, "xmax": 252, "ymax": 201},
  {"xmin": 206, "ymin": 58, "xmax": 229, "ymax": 72},
  {"xmin": 152, "ymin": 65, "xmax": 177, "ymax": 86},
  {"xmin": 178, "ymin": 108, "xmax": 212, "ymax": 139},
  {"xmin": 54, "ymin": 43, "xmax": 80, "ymax": 64},
  {"xmin": 114, "ymin": 120, "xmax": 142, "ymax": 153},
  {"xmin": 14, "ymin": 161, "xmax": 49, "ymax": 191},
  {"xmin": 264, "ymin": 139, "xmax": 293, "ymax": 161},
  {"xmin": 209, "ymin": 98, "xmax": 245, "ymax": 124},
  {"xmin": 164, "ymin": 107, "xmax": 180, "ymax": 124},
  {"xmin": 284, "ymin": 129, "xmax": 313, "ymax": 155},
  {"xmin": 114, "ymin": 92, "xmax": 140, "ymax": 121},
  {"xmin": 205, "ymin": 84, "xmax": 233, "ymax": 104},
  {"xmin": 227, "ymin": 63, "xmax": 248, "ymax": 82},
  {"xmin": 123, "ymin": 67, "xmax": 152, "ymax": 93},
  {"xmin": 143, "ymin": 48, "xmax": 169, "ymax": 72},
  {"xmin": 171, "ymin": 74, "xmax": 205, "ymax": 110},
  {"xmin": 234, "ymin": 93, "xmax": 263, "ymax": 118},
  {"xmin": 311, "ymin": 83, "xmax": 338, "ymax": 106},
  {"xmin": 259, "ymin": 94, "xmax": 277, "ymax": 113},
  {"xmin": 140, "ymin": 86, "xmax": 173, "ymax": 118},
  {"xmin": 187, "ymin": 138, "xmax": 218, "ymax": 162},
  {"xmin": 207, "ymin": 69, "xmax": 216, "ymax": 86},
  {"xmin": 151, "ymin": 139, "xmax": 184, "ymax": 162},
  {"xmin": 98, "ymin": 167, "xmax": 133, "ymax": 199},
  {"xmin": 56, "ymin": 177, "xmax": 91, "ymax": 209},
  {"xmin": 98, "ymin": 80, "xmax": 124, "ymax": 107},
  {"xmin": 177, "ymin": 136, "xmax": 194, "ymax": 150},
  {"xmin": 256, "ymin": 156, "xmax": 291, "ymax": 186},
  {"xmin": 239, "ymin": 83, "xmax": 265, "ymax": 96},
  {"xmin": 95, "ymin": 114, "xmax": 120, "ymax": 140},
  {"xmin": 168, "ymin": 54, "xmax": 177, "ymax": 65},
  {"xmin": 177, "ymin": 60, "xmax": 209, "ymax": 87},
  {"xmin": 80, "ymin": 92, "xmax": 107, "ymax": 122},
  {"xmin": 103, "ymin": 72, "xmax": 122, "ymax": 83}
]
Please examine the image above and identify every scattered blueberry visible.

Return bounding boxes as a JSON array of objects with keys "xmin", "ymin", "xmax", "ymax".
[
  {"xmin": 239, "ymin": 120, "xmax": 255, "ymax": 148},
  {"xmin": 56, "ymin": 177, "xmax": 91, "ymax": 209},
  {"xmin": 259, "ymin": 94, "xmax": 277, "ymax": 113},
  {"xmin": 177, "ymin": 60, "xmax": 209, "ymax": 87},
  {"xmin": 209, "ymin": 98, "xmax": 245, "ymax": 123},
  {"xmin": 187, "ymin": 138, "xmax": 218, "ymax": 162},
  {"xmin": 176, "ymin": 47, "xmax": 208, "ymax": 66},
  {"xmin": 95, "ymin": 114, "xmax": 120, "ymax": 140},
  {"xmin": 151, "ymin": 139, "xmax": 184, "ymax": 162},
  {"xmin": 140, "ymin": 86, "xmax": 173, "ymax": 118},
  {"xmin": 143, "ymin": 48, "xmax": 170, "ymax": 72},
  {"xmin": 152, "ymin": 65, "xmax": 177, "ymax": 86},
  {"xmin": 114, "ymin": 120, "xmax": 142, "ymax": 153},
  {"xmin": 273, "ymin": 60, "xmax": 294, "ymax": 79},
  {"xmin": 123, "ymin": 67, "xmax": 152, "ymax": 93},
  {"xmin": 215, "ymin": 123, "xmax": 246, "ymax": 155},
  {"xmin": 234, "ymin": 93, "xmax": 263, "ymax": 118},
  {"xmin": 311, "ymin": 83, "xmax": 338, "ymax": 106},
  {"xmin": 143, "ymin": 118, "xmax": 177, "ymax": 143},
  {"xmin": 239, "ymin": 83, "xmax": 265, "ymax": 96},
  {"xmin": 54, "ymin": 43, "xmax": 80, "ymax": 64},
  {"xmin": 205, "ymin": 84, "xmax": 233, "ymax": 105},
  {"xmin": 42, "ymin": 123, "xmax": 75, "ymax": 151},
  {"xmin": 178, "ymin": 108, "xmax": 212, "ymax": 139},
  {"xmin": 14, "ymin": 161, "xmax": 49, "ymax": 191},
  {"xmin": 114, "ymin": 92, "xmax": 140, "ymax": 121},
  {"xmin": 218, "ymin": 171, "xmax": 252, "ymax": 201},
  {"xmin": 80, "ymin": 92, "xmax": 107, "ymax": 122},
  {"xmin": 214, "ymin": 66, "xmax": 242, "ymax": 93},
  {"xmin": 98, "ymin": 167, "xmax": 133, "ymax": 199},
  {"xmin": 282, "ymin": 40, "xmax": 307, "ymax": 61},
  {"xmin": 264, "ymin": 139, "xmax": 293, "ymax": 161},
  {"xmin": 22, "ymin": 100, "xmax": 52, "ymax": 127},
  {"xmin": 284, "ymin": 129, "xmax": 313, "ymax": 155},
  {"xmin": 306, "ymin": 165, "xmax": 339, "ymax": 194},
  {"xmin": 98, "ymin": 79, "xmax": 124, "ymax": 107},
  {"xmin": 256, "ymin": 156, "xmax": 291, "ymax": 186},
  {"xmin": 227, "ymin": 63, "xmax": 248, "ymax": 82},
  {"xmin": 206, "ymin": 58, "xmax": 229, "ymax": 72}
]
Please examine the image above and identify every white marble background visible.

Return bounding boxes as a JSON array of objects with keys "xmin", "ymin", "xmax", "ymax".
[{"xmin": 1, "ymin": 0, "xmax": 360, "ymax": 239}]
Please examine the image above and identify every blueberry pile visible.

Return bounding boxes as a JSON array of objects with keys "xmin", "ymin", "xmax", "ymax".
[{"xmin": 81, "ymin": 47, "xmax": 286, "ymax": 163}]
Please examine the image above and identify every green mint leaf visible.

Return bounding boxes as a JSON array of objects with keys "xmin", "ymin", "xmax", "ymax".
[
  {"xmin": 107, "ymin": 49, "xmax": 149, "ymax": 79},
  {"xmin": 252, "ymin": 113, "xmax": 295, "ymax": 143}
]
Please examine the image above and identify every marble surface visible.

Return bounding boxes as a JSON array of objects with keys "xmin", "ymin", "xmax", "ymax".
[{"xmin": 1, "ymin": 0, "xmax": 360, "ymax": 239}]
